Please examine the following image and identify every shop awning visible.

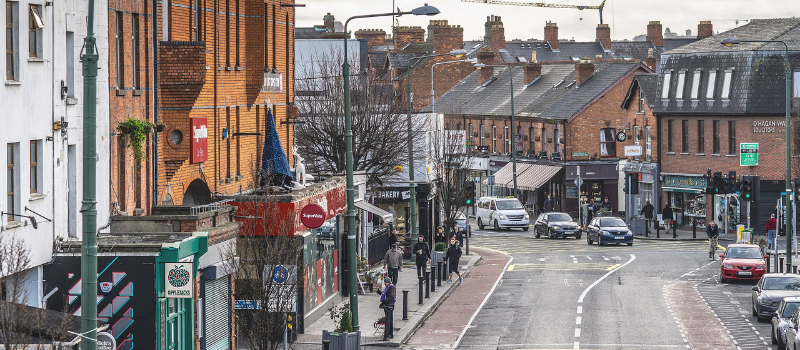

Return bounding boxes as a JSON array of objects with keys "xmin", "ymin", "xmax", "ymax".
[
  {"xmin": 484, "ymin": 162, "xmax": 562, "ymax": 191},
  {"xmin": 355, "ymin": 200, "xmax": 395, "ymax": 223},
  {"xmin": 662, "ymin": 187, "xmax": 704, "ymax": 194}
]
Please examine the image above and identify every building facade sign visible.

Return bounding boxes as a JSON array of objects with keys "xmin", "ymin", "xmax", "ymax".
[
  {"xmin": 664, "ymin": 175, "xmax": 707, "ymax": 190},
  {"xmin": 261, "ymin": 71, "xmax": 283, "ymax": 92},
  {"xmin": 740, "ymin": 143, "xmax": 758, "ymax": 166},
  {"xmin": 445, "ymin": 130, "xmax": 467, "ymax": 153},
  {"xmin": 165, "ymin": 263, "xmax": 194, "ymax": 298},
  {"xmin": 190, "ymin": 118, "xmax": 208, "ymax": 163},
  {"xmin": 752, "ymin": 120, "xmax": 786, "ymax": 133}
]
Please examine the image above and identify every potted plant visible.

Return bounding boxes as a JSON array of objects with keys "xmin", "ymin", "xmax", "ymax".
[
  {"xmin": 324, "ymin": 303, "xmax": 360, "ymax": 350},
  {"xmin": 431, "ymin": 242, "xmax": 447, "ymax": 266},
  {"xmin": 117, "ymin": 118, "xmax": 156, "ymax": 161}
]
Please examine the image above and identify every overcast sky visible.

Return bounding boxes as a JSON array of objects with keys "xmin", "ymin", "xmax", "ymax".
[{"xmin": 295, "ymin": 0, "xmax": 800, "ymax": 42}]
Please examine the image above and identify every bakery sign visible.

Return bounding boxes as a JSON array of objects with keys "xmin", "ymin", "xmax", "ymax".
[{"xmin": 262, "ymin": 70, "xmax": 283, "ymax": 92}]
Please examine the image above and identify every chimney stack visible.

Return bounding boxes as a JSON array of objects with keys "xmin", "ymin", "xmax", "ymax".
[
  {"xmin": 323, "ymin": 13, "xmax": 335, "ymax": 31},
  {"xmin": 646, "ymin": 48, "xmax": 656, "ymax": 70},
  {"xmin": 646, "ymin": 21, "xmax": 663, "ymax": 47},
  {"xmin": 697, "ymin": 21, "xmax": 713, "ymax": 40},
  {"xmin": 544, "ymin": 22, "xmax": 559, "ymax": 50},
  {"xmin": 483, "ymin": 15, "xmax": 505, "ymax": 64},
  {"xmin": 477, "ymin": 49, "xmax": 495, "ymax": 85},
  {"xmin": 429, "ymin": 20, "xmax": 464, "ymax": 56},
  {"xmin": 575, "ymin": 60, "xmax": 595, "ymax": 85},
  {"xmin": 596, "ymin": 24, "xmax": 611, "ymax": 50},
  {"xmin": 355, "ymin": 29, "xmax": 386, "ymax": 46},
  {"xmin": 524, "ymin": 62, "xmax": 543, "ymax": 85},
  {"xmin": 393, "ymin": 26, "xmax": 425, "ymax": 50}
]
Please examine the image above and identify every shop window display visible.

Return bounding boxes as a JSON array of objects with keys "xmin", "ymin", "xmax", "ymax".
[
  {"xmin": 685, "ymin": 194, "xmax": 707, "ymax": 229},
  {"xmin": 713, "ymin": 194, "xmax": 740, "ymax": 235}
]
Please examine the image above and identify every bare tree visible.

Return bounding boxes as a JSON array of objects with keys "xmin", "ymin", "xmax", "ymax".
[
  {"xmin": 0, "ymin": 235, "xmax": 33, "ymax": 349},
  {"xmin": 431, "ymin": 126, "xmax": 474, "ymax": 233},
  {"xmin": 295, "ymin": 48, "xmax": 423, "ymax": 187}
]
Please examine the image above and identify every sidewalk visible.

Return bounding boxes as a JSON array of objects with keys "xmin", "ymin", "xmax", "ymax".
[
  {"xmin": 294, "ymin": 253, "xmax": 483, "ymax": 348},
  {"xmin": 633, "ymin": 227, "xmax": 736, "ymax": 241}
]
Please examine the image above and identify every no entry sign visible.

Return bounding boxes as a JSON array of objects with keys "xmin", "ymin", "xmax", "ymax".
[{"xmin": 301, "ymin": 204, "xmax": 325, "ymax": 229}]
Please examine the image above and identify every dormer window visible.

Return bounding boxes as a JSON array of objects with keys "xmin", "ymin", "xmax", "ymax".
[
  {"xmin": 690, "ymin": 70, "xmax": 701, "ymax": 100},
  {"xmin": 706, "ymin": 70, "xmax": 717, "ymax": 99},
  {"xmin": 661, "ymin": 70, "xmax": 672, "ymax": 99},
  {"xmin": 721, "ymin": 68, "xmax": 733, "ymax": 100},
  {"xmin": 675, "ymin": 71, "xmax": 686, "ymax": 100}
]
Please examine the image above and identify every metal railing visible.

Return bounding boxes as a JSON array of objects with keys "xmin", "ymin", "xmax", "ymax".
[
  {"xmin": 367, "ymin": 227, "xmax": 390, "ymax": 268},
  {"xmin": 189, "ymin": 199, "xmax": 233, "ymax": 216}
]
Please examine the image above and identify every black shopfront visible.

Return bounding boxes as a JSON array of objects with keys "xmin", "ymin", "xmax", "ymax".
[
  {"xmin": 564, "ymin": 163, "xmax": 620, "ymax": 220},
  {"xmin": 372, "ymin": 184, "xmax": 432, "ymax": 243}
]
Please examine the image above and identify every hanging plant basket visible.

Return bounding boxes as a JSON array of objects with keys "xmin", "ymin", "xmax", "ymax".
[{"xmin": 117, "ymin": 118, "xmax": 156, "ymax": 161}]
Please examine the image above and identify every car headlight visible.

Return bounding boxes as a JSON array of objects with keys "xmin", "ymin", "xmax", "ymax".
[
  {"xmin": 759, "ymin": 298, "xmax": 774, "ymax": 306},
  {"xmin": 525, "ymin": 214, "xmax": 529, "ymax": 219},
  {"xmin": 756, "ymin": 264, "xmax": 767, "ymax": 269},
  {"xmin": 601, "ymin": 230, "xmax": 611, "ymax": 236},
  {"xmin": 625, "ymin": 230, "xmax": 632, "ymax": 235},
  {"xmin": 723, "ymin": 263, "xmax": 734, "ymax": 269},
  {"xmin": 498, "ymin": 214, "xmax": 506, "ymax": 219}
]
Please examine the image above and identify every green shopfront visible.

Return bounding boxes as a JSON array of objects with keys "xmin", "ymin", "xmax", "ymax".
[{"xmin": 661, "ymin": 174, "xmax": 708, "ymax": 229}]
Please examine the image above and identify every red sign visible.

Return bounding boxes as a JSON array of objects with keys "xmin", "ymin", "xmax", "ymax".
[
  {"xmin": 300, "ymin": 204, "xmax": 326, "ymax": 229},
  {"xmin": 190, "ymin": 118, "xmax": 208, "ymax": 163}
]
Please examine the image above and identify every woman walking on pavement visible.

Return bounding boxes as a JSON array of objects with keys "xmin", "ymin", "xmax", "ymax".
[
  {"xmin": 766, "ymin": 214, "xmax": 777, "ymax": 251},
  {"xmin": 662, "ymin": 203, "xmax": 674, "ymax": 231},
  {"xmin": 444, "ymin": 238, "xmax": 463, "ymax": 284},
  {"xmin": 707, "ymin": 221, "xmax": 720, "ymax": 259},
  {"xmin": 379, "ymin": 277, "xmax": 396, "ymax": 341}
]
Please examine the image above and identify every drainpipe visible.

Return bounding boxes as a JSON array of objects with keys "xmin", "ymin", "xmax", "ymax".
[{"xmin": 152, "ymin": 0, "xmax": 160, "ymax": 208}]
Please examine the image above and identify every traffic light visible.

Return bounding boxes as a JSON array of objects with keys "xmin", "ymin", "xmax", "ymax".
[
  {"xmin": 287, "ymin": 313, "xmax": 294, "ymax": 331},
  {"xmin": 629, "ymin": 173, "xmax": 639, "ymax": 194},
  {"xmin": 728, "ymin": 171, "xmax": 737, "ymax": 193},
  {"xmin": 464, "ymin": 181, "xmax": 476, "ymax": 206},
  {"xmin": 741, "ymin": 176, "xmax": 753, "ymax": 201},
  {"xmin": 712, "ymin": 172, "xmax": 724, "ymax": 194},
  {"xmin": 794, "ymin": 178, "xmax": 800, "ymax": 202}
]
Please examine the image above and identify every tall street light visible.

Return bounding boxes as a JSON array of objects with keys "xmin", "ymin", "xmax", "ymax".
[
  {"xmin": 430, "ymin": 58, "xmax": 477, "ymax": 113},
  {"xmin": 405, "ymin": 49, "xmax": 466, "ymax": 243},
  {"xmin": 722, "ymin": 37, "xmax": 792, "ymax": 271},
  {"xmin": 474, "ymin": 63, "xmax": 520, "ymax": 197},
  {"xmin": 342, "ymin": 3, "xmax": 440, "ymax": 331}
]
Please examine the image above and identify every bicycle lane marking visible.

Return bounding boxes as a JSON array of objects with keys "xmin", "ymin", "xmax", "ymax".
[{"xmin": 574, "ymin": 254, "xmax": 636, "ymax": 349}]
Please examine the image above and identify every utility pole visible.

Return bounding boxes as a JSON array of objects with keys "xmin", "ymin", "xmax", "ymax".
[{"xmin": 80, "ymin": 0, "xmax": 99, "ymax": 346}]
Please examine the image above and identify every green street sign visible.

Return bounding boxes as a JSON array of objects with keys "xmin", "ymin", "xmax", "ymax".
[
  {"xmin": 572, "ymin": 152, "xmax": 589, "ymax": 157},
  {"xmin": 740, "ymin": 143, "xmax": 758, "ymax": 166}
]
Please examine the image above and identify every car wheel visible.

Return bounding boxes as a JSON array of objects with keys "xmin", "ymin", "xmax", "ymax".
[
  {"xmin": 627, "ymin": 242, "xmax": 633, "ymax": 246},
  {"xmin": 478, "ymin": 218, "xmax": 484, "ymax": 230},
  {"xmin": 773, "ymin": 324, "xmax": 778, "ymax": 344},
  {"xmin": 535, "ymin": 227, "xmax": 541, "ymax": 238},
  {"xmin": 523, "ymin": 226, "xmax": 529, "ymax": 232},
  {"xmin": 720, "ymin": 275, "xmax": 726, "ymax": 283},
  {"xmin": 599, "ymin": 239, "xmax": 605, "ymax": 246},
  {"xmin": 753, "ymin": 302, "xmax": 758, "ymax": 317},
  {"xmin": 548, "ymin": 229, "xmax": 555, "ymax": 239},
  {"xmin": 494, "ymin": 220, "xmax": 500, "ymax": 231},
  {"xmin": 587, "ymin": 236, "xmax": 593, "ymax": 245},
  {"xmin": 576, "ymin": 234, "xmax": 582, "ymax": 240}
]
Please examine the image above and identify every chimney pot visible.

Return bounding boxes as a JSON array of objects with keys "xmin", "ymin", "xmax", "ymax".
[
  {"xmin": 477, "ymin": 50, "xmax": 495, "ymax": 85},
  {"xmin": 544, "ymin": 22, "xmax": 559, "ymax": 50},
  {"xmin": 524, "ymin": 62, "xmax": 543, "ymax": 85},
  {"xmin": 646, "ymin": 21, "xmax": 663, "ymax": 47},
  {"xmin": 575, "ymin": 60, "xmax": 595, "ymax": 85},
  {"xmin": 595, "ymin": 23, "xmax": 611, "ymax": 50},
  {"xmin": 697, "ymin": 20, "xmax": 713, "ymax": 40}
]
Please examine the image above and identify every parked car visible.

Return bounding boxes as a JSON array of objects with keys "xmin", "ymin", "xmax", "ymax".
[
  {"xmin": 454, "ymin": 212, "xmax": 469, "ymax": 235},
  {"xmin": 475, "ymin": 197, "xmax": 530, "ymax": 231},
  {"xmin": 534, "ymin": 212, "xmax": 581, "ymax": 239},
  {"xmin": 784, "ymin": 308, "xmax": 800, "ymax": 350},
  {"xmin": 772, "ymin": 297, "xmax": 800, "ymax": 350},
  {"xmin": 752, "ymin": 274, "xmax": 800, "ymax": 322},
  {"xmin": 585, "ymin": 217, "xmax": 632, "ymax": 246},
  {"xmin": 720, "ymin": 243, "xmax": 767, "ymax": 283}
]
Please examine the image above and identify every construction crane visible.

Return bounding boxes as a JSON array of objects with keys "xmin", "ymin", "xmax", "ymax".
[{"xmin": 462, "ymin": 0, "xmax": 607, "ymax": 24}]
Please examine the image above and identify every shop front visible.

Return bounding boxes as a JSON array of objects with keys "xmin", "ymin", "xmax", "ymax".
[
  {"xmin": 485, "ymin": 161, "xmax": 564, "ymax": 215},
  {"xmin": 565, "ymin": 163, "xmax": 620, "ymax": 220},
  {"xmin": 662, "ymin": 174, "xmax": 708, "ymax": 230},
  {"xmin": 372, "ymin": 184, "xmax": 432, "ymax": 242},
  {"xmin": 623, "ymin": 162, "xmax": 659, "ymax": 221}
]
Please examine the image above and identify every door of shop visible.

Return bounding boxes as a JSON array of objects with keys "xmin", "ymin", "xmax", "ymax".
[{"xmin": 162, "ymin": 298, "xmax": 190, "ymax": 350}]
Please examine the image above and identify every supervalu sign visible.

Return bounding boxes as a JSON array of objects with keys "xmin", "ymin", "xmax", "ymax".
[{"xmin": 165, "ymin": 263, "xmax": 193, "ymax": 298}]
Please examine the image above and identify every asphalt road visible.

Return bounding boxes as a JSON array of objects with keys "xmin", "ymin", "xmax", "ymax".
[{"xmin": 456, "ymin": 226, "xmax": 780, "ymax": 350}]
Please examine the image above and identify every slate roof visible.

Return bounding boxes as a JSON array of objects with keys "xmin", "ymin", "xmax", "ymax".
[
  {"xmin": 295, "ymin": 27, "xmax": 324, "ymax": 40},
  {"xmin": 538, "ymin": 62, "xmax": 646, "ymax": 120},
  {"xmin": 368, "ymin": 51, "xmax": 387, "ymax": 70},
  {"xmin": 500, "ymin": 41, "xmax": 610, "ymax": 63},
  {"xmin": 656, "ymin": 18, "xmax": 800, "ymax": 115},
  {"xmin": 620, "ymin": 73, "xmax": 658, "ymax": 109}
]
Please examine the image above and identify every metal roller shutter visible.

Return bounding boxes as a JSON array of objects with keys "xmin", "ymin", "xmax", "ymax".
[{"xmin": 205, "ymin": 276, "xmax": 230, "ymax": 350}]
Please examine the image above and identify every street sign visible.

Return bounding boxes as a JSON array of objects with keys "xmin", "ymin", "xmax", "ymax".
[
  {"xmin": 572, "ymin": 152, "xmax": 589, "ymax": 157},
  {"xmin": 574, "ymin": 176, "xmax": 583, "ymax": 189},
  {"xmin": 477, "ymin": 146, "xmax": 489, "ymax": 152},
  {"xmin": 273, "ymin": 265, "xmax": 289, "ymax": 284},
  {"xmin": 740, "ymin": 143, "xmax": 758, "ymax": 166}
]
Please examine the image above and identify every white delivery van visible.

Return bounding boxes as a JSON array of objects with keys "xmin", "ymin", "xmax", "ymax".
[{"xmin": 475, "ymin": 196, "xmax": 530, "ymax": 231}]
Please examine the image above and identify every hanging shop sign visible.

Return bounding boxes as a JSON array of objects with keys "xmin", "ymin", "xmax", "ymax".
[
  {"xmin": 190, "ymin": 118, "xmax": 208, "ymax": 163},
  {"xmin": 165, "ymin": 263, "xmax": 193, "ymax": 298},
  {"xmin": 261, "ymin": 70, "xmax": 283, "ymax": 92},
  {"xmin": 97, "ymin": 332, "xmax": 116, "ymax": 350},
  {"xmin": 615, "ymin": 131, "xmax": 627, "ymax": 142},
  {"xmin": 740, "ymin": 143, "xmax": 758, "ymax": 166},
  {"xmin": 624, "ymin": 145, "xmax": 642, "ymax": 157},
  {"xmin": 300, "ymin": 204, "xmax": 326, "ymax": 229}
]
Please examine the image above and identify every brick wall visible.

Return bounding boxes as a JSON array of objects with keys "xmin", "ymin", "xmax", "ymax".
[
  {"xmin": 647, "ymin": 21, "xmax": 663, "ymax": 47},
  {"xmin": 354, "ymin": 29, "xmax": 386, "ymax": 46},
  {"xmin": 393, "ymin": 26, "xmax": 425, "ymax": 51}
]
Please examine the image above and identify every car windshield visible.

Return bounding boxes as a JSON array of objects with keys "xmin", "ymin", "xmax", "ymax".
[
  {"xmin": 763, "ymin": 277, "xmax": 800, "ymax": 291},
  {"xmin": 725, "ymin": 247, "xmax": 763, "ymax": 259},
  {"xmin": 549, "ymin": 214, "xmax": 573, "ymax": 222},
  {"xmin": 600, "ymin": 218, "xmax": 627, "ymax": 227},
  {"xmin": 784, "ymin": 302, "xmax": 800, "ymax": 318},
  {"xmin": 496, "ymin": 199, "xmax": 523, "ymax": 210}
]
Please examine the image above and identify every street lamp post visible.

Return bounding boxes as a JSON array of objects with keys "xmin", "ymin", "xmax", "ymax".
[
  {"xmin": 722, "ymin": 37, "xmax": 793, "ymax": 271},
  {"xmin": 430, "ymin": 58, "xmax": 477, "ymax": 113},
  {"xmin": 474, "ymin": 63, "xmax": 520, "ymax": 197},
  {"xmin": 342, "ymin": 4, "xmax": 440, "ymax": 331},
  {"xmin": 405, "ymin": 49, "xmax": 466, "ymax": 243}
]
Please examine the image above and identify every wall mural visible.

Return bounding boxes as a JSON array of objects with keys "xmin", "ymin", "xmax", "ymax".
[{"xmin": 44, "ymin": 256, "xmax": 157, "ymax": 349}]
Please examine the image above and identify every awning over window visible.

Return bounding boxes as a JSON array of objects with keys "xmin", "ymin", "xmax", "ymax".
[
  {"xmin": 483, "ymin": 163, "xmax": 562, "ymax": 191},
  {"xmin": 355, "ymin": 200, "xmax": 395, "ymax": 223}
]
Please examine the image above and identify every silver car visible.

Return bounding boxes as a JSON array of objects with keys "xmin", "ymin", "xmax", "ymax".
[
  {"xmin": 772, "ymin": 297, "xmax": 800, "ymax": 350},
  {"xmin": 753, "ymin": 274, "xmax": 800, "ymax": 322}
]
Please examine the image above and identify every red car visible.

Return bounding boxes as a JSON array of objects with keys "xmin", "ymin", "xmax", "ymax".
[{"xmin": 720, "ymin": 243, "xmax": 768, "ymax": 282}]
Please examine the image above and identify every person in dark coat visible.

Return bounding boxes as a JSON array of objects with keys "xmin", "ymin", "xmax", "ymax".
[
  {"xmin": 600, "ymin": 197, "xmax": 612, "ymax": 213},
  {"xmin": 412, "ymin": 235, "xmax": 430, "ymax": 279},
  {"xmin": 586, "ymin": 199, "xmax": 597, "ymax": 225},
  {"xmin": 379, "ymin": 277, "xmax": 396, "ymax": 341},
  {"xmin": 450, "ymin": 226, "xmax": 464, "ymax": 247},
  {"xmin": 433, "ymin": 226, "xmax": 447, "ymax": 245},
  {"xmin": 444, "ymin": 238, "xmax": 463, "ymax": 284},
  {"xmin": 662, "ymin": 204, "xmax": 674, "ymax": 231},
  {"xmin": 543, "ymin": 194, "xmax": 553, "ymax": 213},
  {"xmin": 706, "ymin": 221, "xmax": 720, "ymax": 259},
  {"xmin": 640, "ymin": 200, "xmax": 655, "ymax": 231},
  {"xmin": 388, "ymin": 229, "xmax": 399, "ymax": 249}
]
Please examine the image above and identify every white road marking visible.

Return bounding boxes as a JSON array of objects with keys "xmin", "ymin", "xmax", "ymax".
[
  {"xmin": 577, "ymin": 306, "xmax": 582, "ymax": 314},
  {"xmin": 576, "ymin": 316, "xmax": 582, "ymax": 325},
  {"xmin": 575, "ymin": 328, "xmax": 581, "ymax": 337},
  {"xmin": 603, "ymin": 256, "xmax": 609, "ymax": 261},
  {"xmin": 574, "ymin": 341, "xmax": 580, "ymax": 349},
  {"xmin": 578, "ymin": 254, "xmax": 637, "ymax": 303},
  {"xmin": 585, "ymin": 256, "xmax": 593, "ymax": 260}
]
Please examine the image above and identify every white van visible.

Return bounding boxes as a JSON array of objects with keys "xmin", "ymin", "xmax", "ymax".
[{"xmin": 475, "ymin": 196, "xmax": 530, "ymax": 231}]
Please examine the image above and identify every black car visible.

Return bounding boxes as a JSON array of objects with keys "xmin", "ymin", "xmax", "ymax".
[{"xmin": 534, "ymin": 213, "xmax": 581, "ymax": 239}]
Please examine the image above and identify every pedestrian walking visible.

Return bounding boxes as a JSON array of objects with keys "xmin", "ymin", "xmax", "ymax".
[
  {"xmin": 586, "ymin": 199, "xmax": 597, "ymax": 224},
  {"xmin": 707, "ymin": 221, "xmax": 720, "ymax": 259},
  {"xmin": 601, "ymin": 197, "xmax": 612, "ymax": 213},
  {"xmin": 766, "ymin": 214, "xmax": 777, "ymax": 251},
  {"xmin": 450, "ymin": 226, "xmax": 463, "ymax": 247},
  {"xmin": 444, "ymin": 238, "xmax": 463, "ymax": 284},
  {"xmin": 662, "ymin": 204, "xmax": 674, "ymax": 231},
  {"xmin": 412, "ymin": 235, "xmax": 430, "ymax": 279},
  {"xmin": 543, "ymin": 194, "xmax": 553, "ymax": 213},
  {"xmin": 379, "ymin": 277, "xmax": 396, "ymax": 341},
  {"xmin": 641, "ymin": 200, "xmax": 655, "ymax": 232},
  {"xmin": 383, "ymin": 244, "xmax": 404, "ymax": 285},
  {"xmin": 388, "ymin": 229, "xmax": 399, "ymax": 249},
  {"xmin": 434, "ymin": 226, "xmax": 447, "ymax": 245}
]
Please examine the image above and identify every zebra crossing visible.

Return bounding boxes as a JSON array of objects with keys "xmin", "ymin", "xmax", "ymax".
[{"xmin": 469, "ymin": 234, "xmax": 711, "ymax": 255}]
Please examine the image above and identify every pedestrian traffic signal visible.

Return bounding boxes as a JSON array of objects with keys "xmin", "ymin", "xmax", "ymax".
[
  {"xmin": 741, "ymin": 177, "xmax": 753, "ymax": 201},
  {"xmin": 287, "ymin": 313, "xmax": 294, "ymax": 330},
  {"xmin": 464, "ymin": 181, "xmax": 476, "ymax": 206}
]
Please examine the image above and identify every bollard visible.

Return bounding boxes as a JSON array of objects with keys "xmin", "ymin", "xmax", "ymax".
[
  {"xmin": 437, "ymin": 261, "xmax": 443, "ymax": 286},
  {"xmin": 766, "ymin": 255, "xmax": 771, "ymax": 274},
  {"xmin": 794, "ymin": 266, "xmax": 798, "ymax": 274},
  {"xmin": 430, "ymin": 265, "xmax": 436, "ymax": 292},
  {"xmin": 692, "ymin": 220, "xmax": 697, "ymax": 239},
  {"xmin": 672, "ymin": 221, "xmax": 677, "ymax": 238},
  {"xmin": 322, "ymin": 339, "xmax": 331, "ymax": 350},
  {"xmin": 656, "ymin": 224, "xmax": 660, "ymax": 238},
  {"xmin": 424, "ymin": 271, "xmax": 430, "ymax": 298},
  {"xmin": 780, "ymin": 257, "xmax": 785, "ymax": 273},
  {"xmin": 402, "ymin": 290, "xmax": 409, "ymax": 320},
  {"xmin": 418, "ymin": 276, "xmax": 424, "ymax": 305}
]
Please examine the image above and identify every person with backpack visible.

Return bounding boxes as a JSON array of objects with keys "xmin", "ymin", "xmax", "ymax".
[
  {"xmin": 379, "ymin": 277, "xmax": 396, "ymax": 341},
  {"xmin": 444, "ymin": 238, "xmax": 463, "ymax": 284}
]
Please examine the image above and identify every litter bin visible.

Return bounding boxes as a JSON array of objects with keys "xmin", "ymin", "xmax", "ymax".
[
  {"xmin": 741, "ymin": 229, "xmax": 754, "ymax": 244},
  {"xmin": 631, "ymin": 218, "xmax": 647, "ymax": 235}
]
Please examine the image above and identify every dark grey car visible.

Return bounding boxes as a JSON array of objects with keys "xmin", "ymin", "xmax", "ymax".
[
  {"xmin": 753, "ymin": 274, "xmax": 800, "ymax": 322},
  {"xmin": 534, "ymin": 213, "xmax": 581, "ymax": 239},
  {"xmin": 772, "ymin": 297, "xmax": 800, "ymax": 350}
]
